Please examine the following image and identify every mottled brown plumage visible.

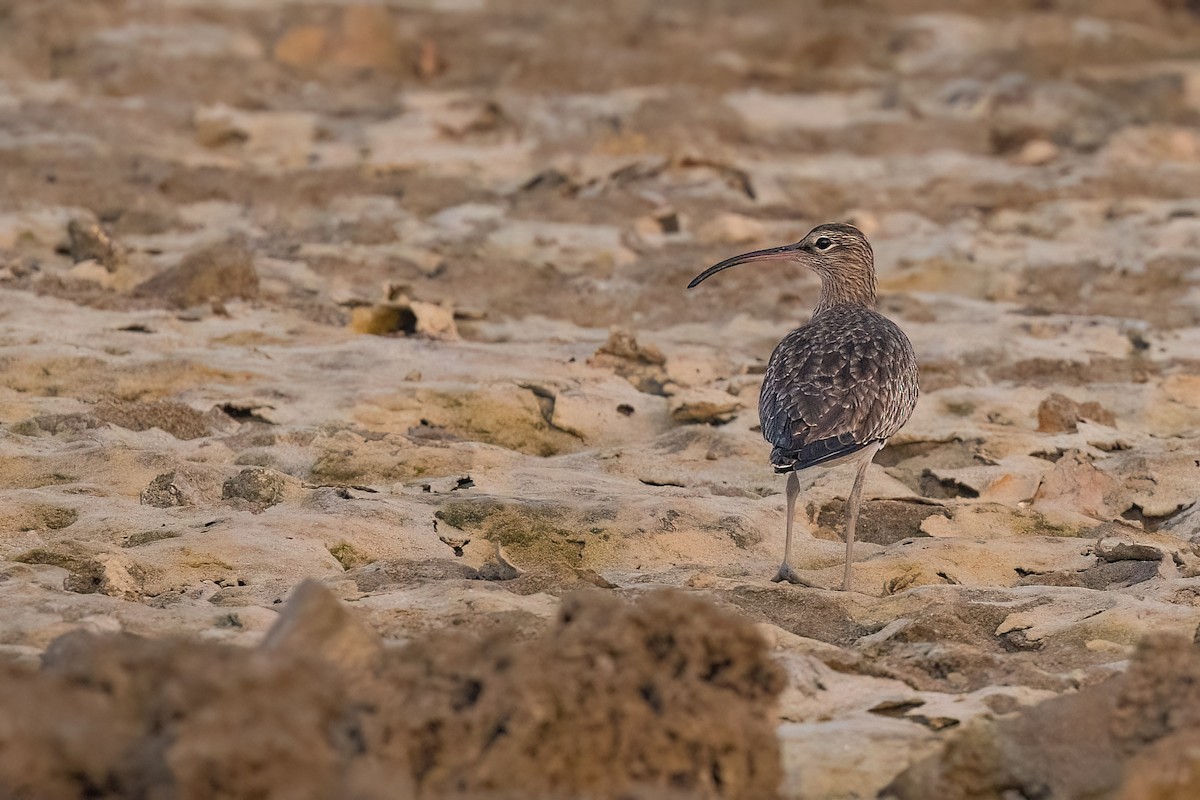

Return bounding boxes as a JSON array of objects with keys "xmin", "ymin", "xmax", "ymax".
[{"xmin": 688, "ymin": 223, "xmax": 919, "ymax": 591}]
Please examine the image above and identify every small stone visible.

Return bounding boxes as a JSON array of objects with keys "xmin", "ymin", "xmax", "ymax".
[
  {"xmin": 697, "ymin": 212, "xmax": 766, "ymax": 245},
  {"xmin": 349, "ymin": 304, "xmax": 403, "ymax": 335},
  {"xmin": 260, "ymin": 579, "xmax": 383, "ymax": 677},
  {"xmin": 273, "ymin": 25, "xmax": 328, "ymax": 69},
  {"xmin": 1095, "ymin": 538, "xmax": 1164, "ymax": 563},
  {"xmin": 1013, "ymin": 139, "xmax": 1059, "ymax": 166},
  {"xmin": 222, "ymin": 468, "xmax": 287, "ymax": 512},
  {"xmin": 66, "ymin": 260, "xmax": 117, "ymax": 288},
  {"xmin": 844, "ymin": 210, "xmax": 880, "ymax": 237},
  {"xmin": 415, "ymin": 38, "xmax": 444, "ymax": 79},
  {"xmin": 669, "ymin": 388, "xmax": 743, "ymax": 425},
  {"xmin": 1037, "ymin": 393, "xmax": 1116, "ymax": 433},
  {"xmin": 1161, "ymin": 374, "xmax": 1200, "ymax": 409},
  {"xmin": 438, "ymin": 535, "xmax": 471, "ymax": 557},
  {"xmin": 591, "ymin": 330, "xmax": 668, "ymax": 395},
  {"xmin": 273, "ymin": 7, "xmax": 402, "ymax": 74},
  {"xmin": 328, "ymin": 5, "xmax": 403, "ymax": 72},
  {"xmin": 67, "ymin": 218, "xmax": 123, "ymax": 272},
  {"xmin": 477, "ymin": 542, "xmax": 522, "ymax": 581},
  {"xmin": 348, "ymin": 299, "xmax": 459, "ymax": 339},
  {"xmin": 140, "ymin": 470, "xmax": 213, "ymax": 508},
  {"xmin": 193, "ymin": 106, "xmax": 248, "ymax": 148},
  {"xmin": 595, "ymin": 330, "xmax": 666, "ymax": 366},
  {"xmin": 13, "ymin": 546, "xmax": 148, "ymax": 599},
  {"xmin": 574, "ymin": 568, "xmax": 618, "ymax": 589},
  {"xmin": 408, "ymin": 300, "xmax": 458, "ymax": 339},
  {"xmin": 633, "ymin": 215, "xmax": 662, "ymax": 240}
]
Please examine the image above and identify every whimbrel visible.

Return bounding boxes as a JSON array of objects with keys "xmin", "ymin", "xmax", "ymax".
[{"xmin": 688, "ymin": 223, "xmax": 919, "ymax": 592}]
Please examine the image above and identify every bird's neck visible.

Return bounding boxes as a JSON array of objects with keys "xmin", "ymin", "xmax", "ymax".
[{"xmin": 813, "ymin": 270, "xmax": 877, "ymax": 316}]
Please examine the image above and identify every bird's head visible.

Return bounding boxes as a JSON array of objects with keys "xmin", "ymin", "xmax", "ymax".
[{"xmin": 688, "ymin": 222, "xmax": 876, "ymax": 310}]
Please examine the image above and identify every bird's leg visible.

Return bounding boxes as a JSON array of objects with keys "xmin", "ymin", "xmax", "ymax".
[
  {"xmin": 772, "ymin": 471, "xmax": 811, "ymax": 585},
  {"xmin": 841, "ymin": 455, "xmax": 873, "ymax": 592}
]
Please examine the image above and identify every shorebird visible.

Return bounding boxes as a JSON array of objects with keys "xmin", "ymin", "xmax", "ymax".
[{"xmin": 688, "ymin": 223, "xmax": 919, "ymax": 592}]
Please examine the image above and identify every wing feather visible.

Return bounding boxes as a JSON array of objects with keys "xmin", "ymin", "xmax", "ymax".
[{"xmin": 759, "ymin": 308, "xmax": 919, "ymax": 472}]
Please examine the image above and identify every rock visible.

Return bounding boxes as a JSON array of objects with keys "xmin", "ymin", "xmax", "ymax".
[
  {"xmin": 93, "ymin": 400, "xmax": 215, "ymax": 440},
  {"xmin": 260, "ymin": 579, "xmax": 383, "ymax": 677},
  {"xmin": 272, "ymin": 6, "xmax": 403, "ymax": 73},
  {"xmin": 13, "ymin": 545, "xmax": 150, "ymax": 600},
  {"xmin": 1117, "ymin": 730, "xmax": 1200, "ymax": 800},
  {"xmin": 377, "ymin": 590, "xmax": 786, "ymax": 798},
  {"xmin": 140, "ymin": 468, "xmax": 223, "ymax": 508},
  {"xmin": 697, "ymin": 212, "xmax": 767, "ymax": 245},
  {"xmin": 66, "ymin": 218, "xmax": 123, "ymax": 272},
  {"xmin": 884, "ymin": 634, "xmax": 1200, "ymax": 800},
  {"xmin": 66, "ymin": 259, "xmax": 119, "ymax": 289},
  {"xmin": 1161, "ymin": 374, "xmax": 1200, "ymax": 409},
  {"xmin": 0, "ymin": 591, "xmax": 783, "ymax": 800},
  {"xmin": 669, "ymin": 387, "xmax": 743, "ymax": 425},
  {"xmin": 1096, "ymin": 537, "xmax": 1164, "ymax": 563},
  {"xmin": 347, "ymin": 298, "xmax": 458, "ymax": 339},
  {"xmin": 590, "ymin": 330, "xmax": 668, "ymax": 395},
  {"xmin": 272, "ymin": 24, "xmax": 327, "ymax": 70},
  {"xmin": 134, "ymin": 241, "xmax": 259, "ymax": 309},
  {"xmin": 477, "ymin": 542, "xmax": 523, "ymax": 581},
  {"xmin": 781, "ymin": 717, "xmax": 939, "ymax": 800},
  {"xmin": 222, "ymin": 468, "xmax": 288, "ymax": 512},
  {"xmin": 1103, "ymin": 126, "xmax": 1200, "ymax": 166},
  {"xmin": 1012, "ymin": 139, "xmax": 1059, "ymax": 166},
  {"xmin": 415, "ymin": 38, "xmax": 444, "ymax": 80},
  {"xmin": 1032, "ymin": 450, "xmax": 1123, "ymax": 519},
  {"xmin": 1037, "ymin": 392, "xmax": 1117, "ymax": 433}
]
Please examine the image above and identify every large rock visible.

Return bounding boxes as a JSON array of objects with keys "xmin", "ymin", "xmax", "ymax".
[
  {"xmin": 884, "ymin": 634, "xmax": 1200, "ymax": 800},
  {"xmin": 0, "ymin": 590, "xmax": 784, "ymax": 800}
]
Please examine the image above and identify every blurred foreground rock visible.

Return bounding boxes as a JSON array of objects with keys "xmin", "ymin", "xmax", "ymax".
[
  {"xmin": 885, "ymin": 633, "xmax": 1200, "ymax": 800},
  {"xmin": 0, "ymin": 583, "xmax": 785, "ymax": 800}
]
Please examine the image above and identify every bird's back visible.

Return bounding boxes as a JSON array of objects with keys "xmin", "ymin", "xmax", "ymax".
[{"xmin": 759, "ymin": 305, "xmax": 918, "ymax": 473}]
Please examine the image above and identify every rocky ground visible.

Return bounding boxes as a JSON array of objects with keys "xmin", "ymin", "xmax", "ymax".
[{"xmin": 2, "ymin": 0, "xmax": 1200, "ymax": 798}]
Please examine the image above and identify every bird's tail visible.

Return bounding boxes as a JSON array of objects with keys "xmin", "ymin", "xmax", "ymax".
[{"xmin": 771, "ymin": 436, "xmax": 872, "ymax": 474}]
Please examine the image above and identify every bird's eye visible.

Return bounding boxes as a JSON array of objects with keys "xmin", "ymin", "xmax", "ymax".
[{"xmin": 814, "ymin": 237, "xmax": 833, "ymax": 251}]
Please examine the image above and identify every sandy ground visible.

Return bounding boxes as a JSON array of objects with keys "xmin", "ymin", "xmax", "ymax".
[{"xmin": 2, "ymin": 0, "xmax": 1200, "ymax": 797}]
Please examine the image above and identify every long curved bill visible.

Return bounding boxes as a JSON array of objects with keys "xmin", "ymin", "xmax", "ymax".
[{"xmin": 687, "ymin": 244, "xmax": 800, "ymax": 288}]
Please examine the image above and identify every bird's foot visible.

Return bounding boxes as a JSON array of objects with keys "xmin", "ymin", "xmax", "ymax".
[{"xmin": 771, "ymin": 562, "xmax": 816, "ymax": 586}]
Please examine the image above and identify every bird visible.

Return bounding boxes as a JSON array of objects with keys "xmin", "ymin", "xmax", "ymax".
[{"xmin": 688, "ymin": 223, "xmax": 919, "ymax": 592}]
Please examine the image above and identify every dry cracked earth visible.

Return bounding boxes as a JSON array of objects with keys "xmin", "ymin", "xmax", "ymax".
[{"xmin": 3, "ymin": 1, "xmax": 1200, "ymax": 798}]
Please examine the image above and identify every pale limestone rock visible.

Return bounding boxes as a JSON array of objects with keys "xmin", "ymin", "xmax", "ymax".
[
  {"xmin": 697, "ymin": 212, "xmax": 767, "ymax": 245},
  {"xmin": 1012, "ymin": 139, "xmax": 1060, "ymax": 166},
  {"xmin": 260, "ymin": 579, "xmax": 383, "ymax": 676},
  {"xmin": 668, "ymin": 387, "xmax": 743, "ymax": 425}
]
